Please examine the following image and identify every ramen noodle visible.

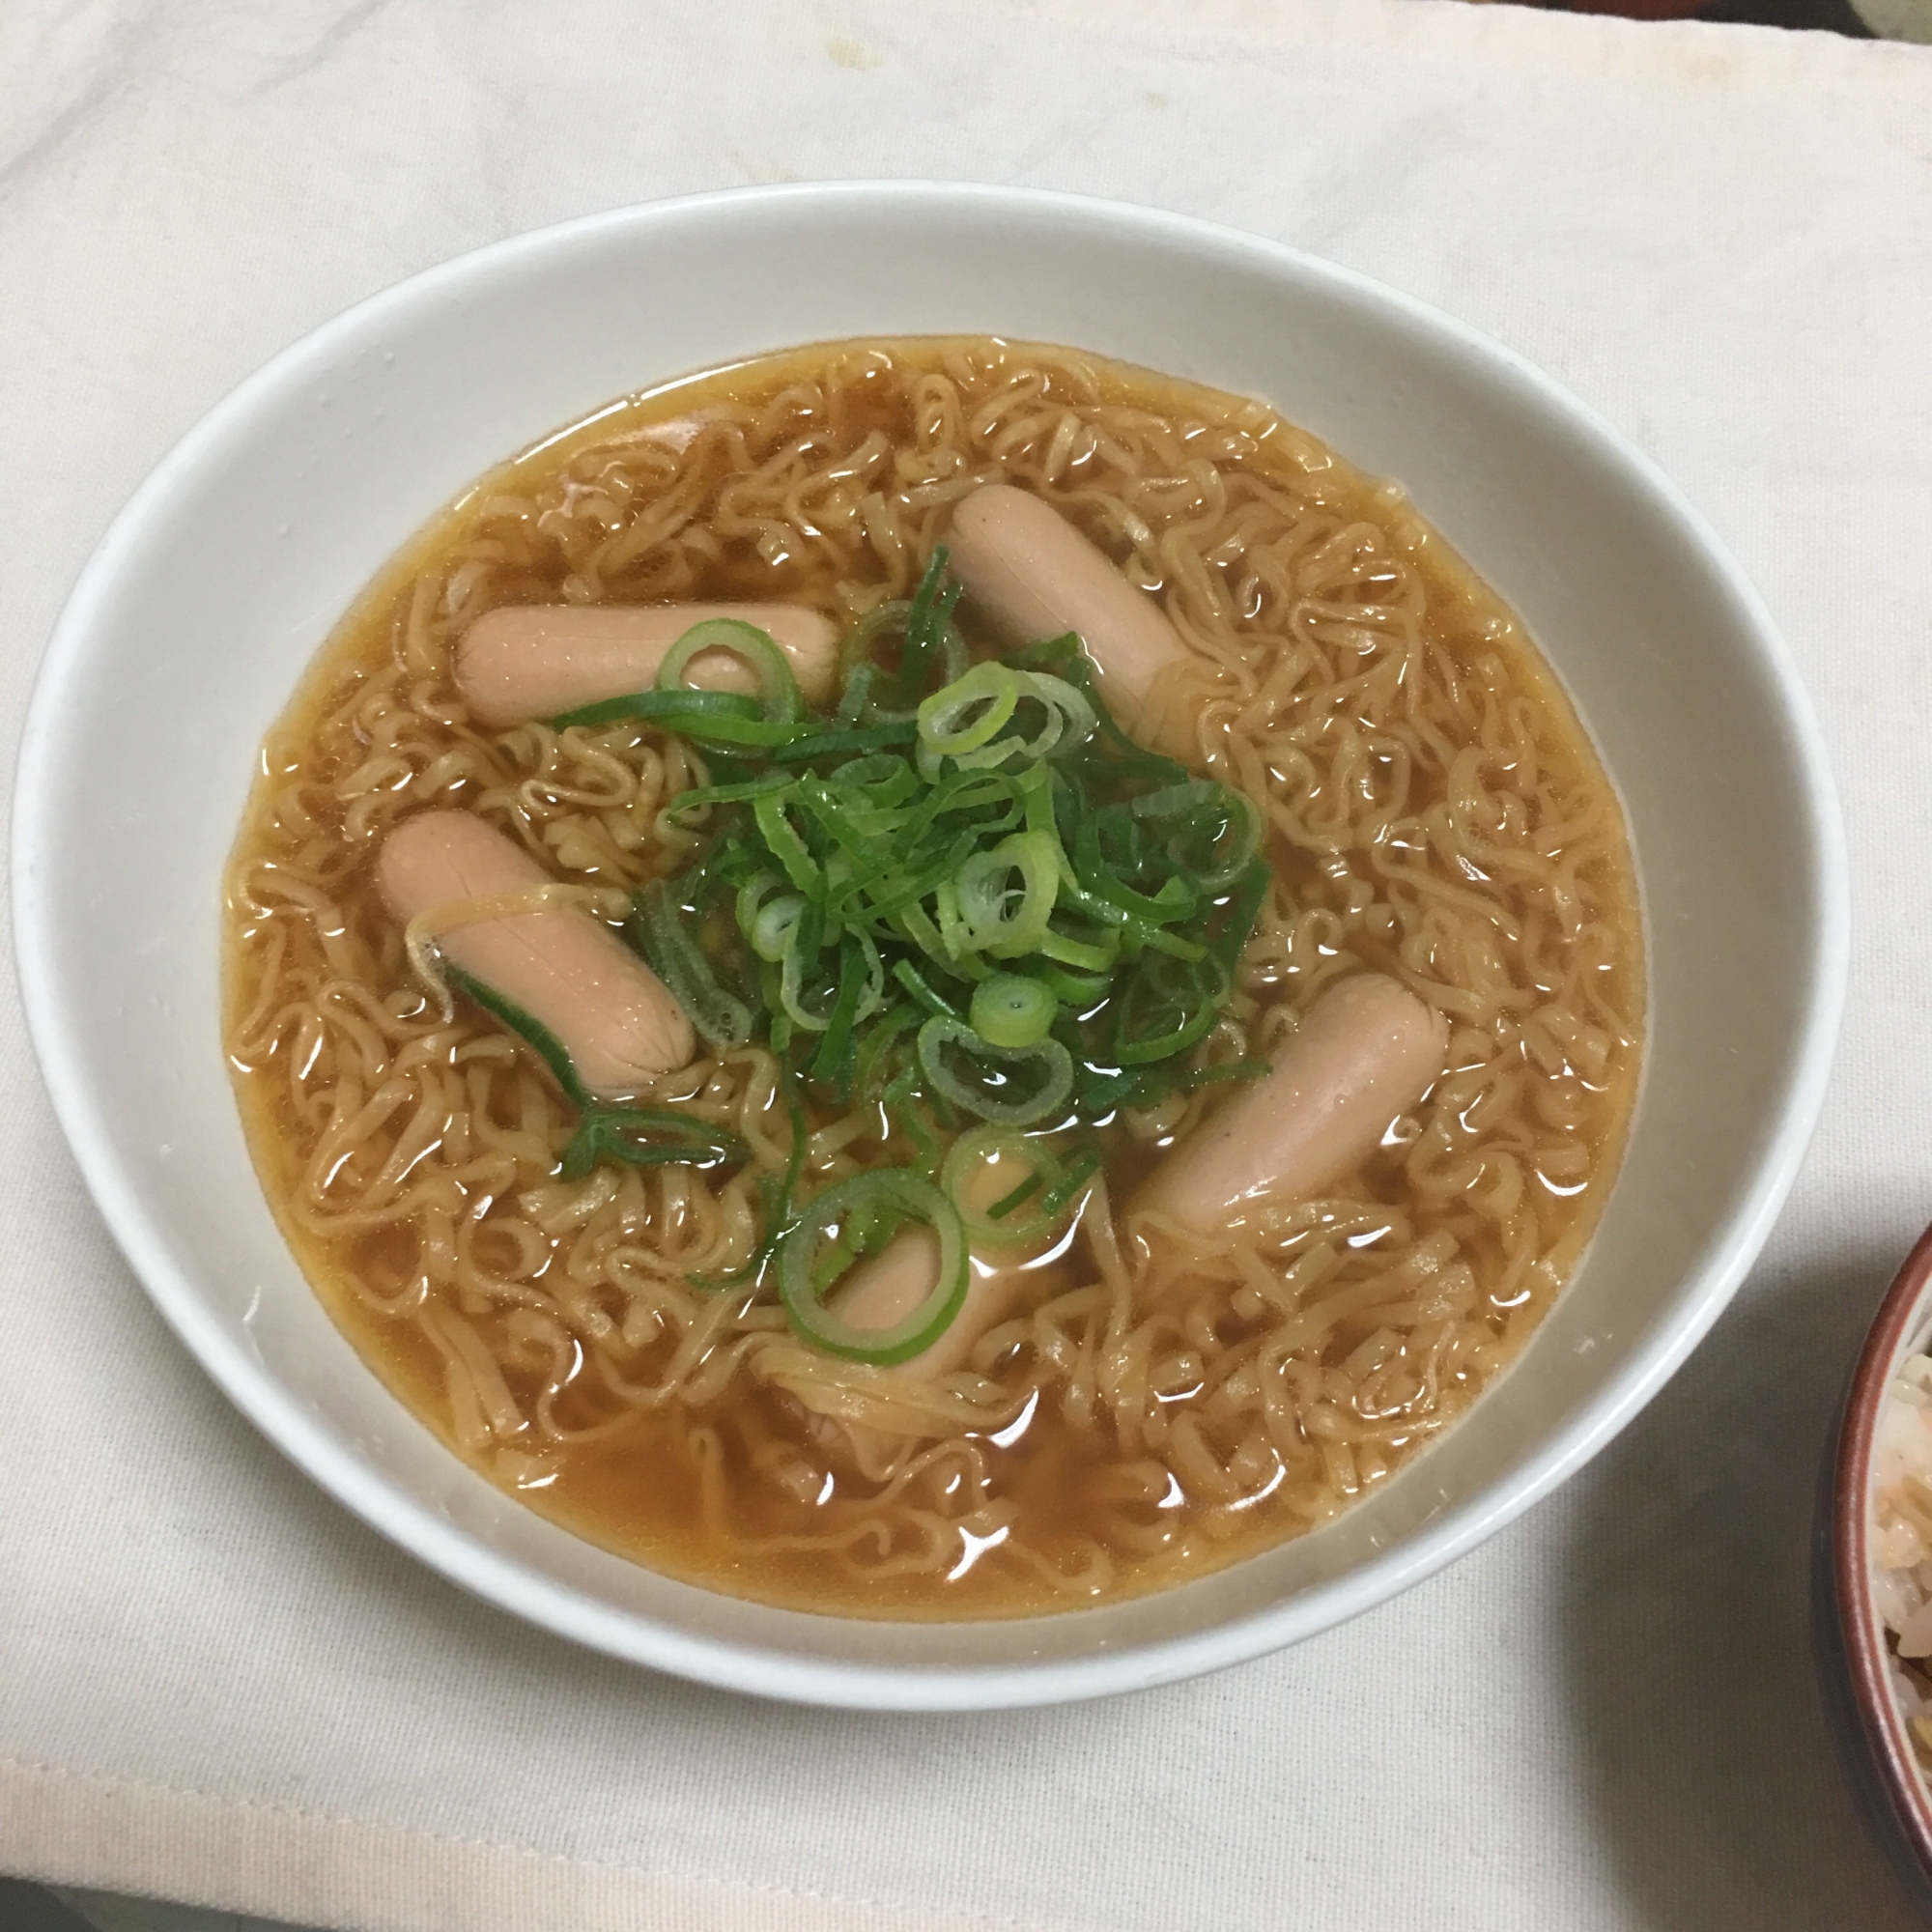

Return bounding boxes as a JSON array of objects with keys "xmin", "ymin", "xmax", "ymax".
[{"xmin": 223, "ymin": 338, "xmax": 1643, "ymax": 1617}]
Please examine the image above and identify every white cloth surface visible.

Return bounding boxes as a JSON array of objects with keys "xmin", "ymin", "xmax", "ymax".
[{"xmin": 0, "ymin": 2, "xmax": 1928, "ymax": 1927}]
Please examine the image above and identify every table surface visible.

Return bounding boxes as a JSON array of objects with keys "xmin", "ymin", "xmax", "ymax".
[{"xmin": 2, "ymin": 3, "xmax": 1930, "ymax": 1929}]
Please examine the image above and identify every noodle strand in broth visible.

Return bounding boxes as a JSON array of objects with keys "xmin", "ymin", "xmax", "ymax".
[{"xmin": 223, "ymin": 337, "xmax": 1642, "ymax": 1617}]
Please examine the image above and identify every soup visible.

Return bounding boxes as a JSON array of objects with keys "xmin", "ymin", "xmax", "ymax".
[{"xmin": 224, "ymin": 338, "xmax": 1643, "ymax": 1618}]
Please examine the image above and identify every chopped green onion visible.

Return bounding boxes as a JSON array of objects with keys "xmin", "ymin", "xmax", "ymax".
[
  {"xmin": 892, "ymin": 958, "xmax": 964, "ymax": 1021},
  {"xmin": 560, "ymin": 1105, "xmax": 749, "ymax": 1180},
  {"xmin": 1031, "ymin": 960, "xmax": 1113, "ymax": 1009},
  {"xmin": 771, "ymin": 721, "xmax": 919, "ymax": 763},
  {"xmin": 980, "ymin": 670, "xmax": 1094, "ymax": 765},
  {"xmin": 777, "ymin": 1170, "xmax": 968, "ymax": 1364},
  {"xmin": 1111, "ymin": 951, "xmax": 1229, "ymax": 1066},
  {"xmin": 753, "ymin": 789, "xmax": 822, "ymax": 894},
  {"xmin": 748, "ymin": 891, "xmax": 806, "ymax": 963},
  {"xmin": 918, "ymin": 660, "xmax": 1018, "ymax": 756},
  {"xmin": 1036, "ymin": 1145, "xmax": 1101, "ymax": 1220},
  {"xmin": 941, "ymin": 1126, "xmax": 1075, "ymax": 1248},
  {"xmin": 917, "ymin": 1016, "xmax": 1073, "ymax": 1127},
  {"xmin": 969, "ymin": 973, "xmax": 1058, "ymax": 1049},
  {"xmin": 690, "ymin": 1093, "xmax": 808, "ymax": 1292},
  {"xmin": 987, "ymin": 1169, "xmax": 1044, "ymax": 1220},
  {"xmin": 629, "ymin": 880, "xmax": 753, "ymax": 1049},
  {"xmin": 557, "ymin": 620, "xmax": 807, "ymax": 744},
  {"xmin": 658, "ymin": 617, "xmax": 803, "ymax": 726},
  {"xmin": 442, "ymin": 962, "xmax": 589, "ymax": 1108},
  {"xmin": 893, "ymin": 548, "xmax": 964, "ymax": 708},
  {"xmin": 854, "ymin": 999, "xmax": 922, "ymax": 1099},
  {"xmin": 809, "ymin": 942, "xmax": 866, "ymax": 1087},
  {"xmin": 836, "ymin": 657, "xmax": 880, "ymax": 726},
  {"xmin": 954, "ymin": 830, "xmax": 1061, "ymax": 958},
  {"xmin": 779, "ymin": 924, "xmax": 841, "ymax": 1033},
  {"xmin": 1175, "ymin": 1055, "xmax": 1273, "ymax": 1092},
  {"xmin": 1129, "ymin": 779, "xmax": 1223, "ymax": 820},
  {"xmin": 551, "ymin": 688, "xmax": 768, "ymax": 735},
  {"xmin": 1037, "ymin": 924, "xmax": 1116, "ymax": 973},
  {"xmin": 660, "ymin": 771, "xmax": 795, "ymax": 827},
  {"xmin": 526, "ymin": 549, "xmax": 1283, "ymax": 1314},
  {"xmin": 1210, "ymin": 858, "xmax": 1272, "ymax": 978}
]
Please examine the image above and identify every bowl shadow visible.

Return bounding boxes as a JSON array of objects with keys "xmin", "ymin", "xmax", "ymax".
[{"xmin": 1557, "ymin": 1236, "xmax": 1927, "ymax": 1928}]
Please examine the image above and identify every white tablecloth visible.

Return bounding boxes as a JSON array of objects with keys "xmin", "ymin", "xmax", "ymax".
[{"xmin": 2, "ymin": 3, "xmax": 1929, "ymax": 1927}]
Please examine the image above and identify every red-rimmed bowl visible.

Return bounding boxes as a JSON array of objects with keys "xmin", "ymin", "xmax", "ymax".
[{"xmin": 1823, "ymin": 1224, "xmax": 1932, "ymax": 1907}]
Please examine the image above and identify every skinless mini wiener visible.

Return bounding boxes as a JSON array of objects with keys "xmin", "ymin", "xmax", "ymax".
[
  {"xmin": 830, "ymin": 977, "xmax": 1447, "ymax": 1364},
  {"xmin": 944, "ymin": 483, "xmax": 1185, "ymax": 726},
  {"xmin": 454, "ymin": 602, "xmax": 840, "ymax": 727},
  {"xmin": 828, "ymin": 1227, "xmax": 1035, "ymax": 1380},
  {"xmin": 1132, "ymin": 973, "xmax": 1449, "ymax": 1234},
  {"xmin": 378, "ymin": 810, "xmax": 694, "ymax": 1094}
]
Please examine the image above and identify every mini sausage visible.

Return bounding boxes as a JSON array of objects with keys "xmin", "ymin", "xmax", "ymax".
[
  {"xmin": 830, "ymin": 1227, "xmax": 1037, "ymax": 1379},
  {"xmin": 454, "ymin": 602, "xmax": 840, "ymax": 727},
  {"xmin": 378, "ymin": 810, "xmax": 694, "ymax": 1094},
  {"xmin": 1132, "ymin": 973, "xmax": 1448, "ymax": 1233},
  {"xmin": 944, "ymin": 483, "xmax": 1184, "ymax": 726}
]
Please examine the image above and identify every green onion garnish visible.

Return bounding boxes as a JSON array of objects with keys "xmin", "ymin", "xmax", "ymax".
[
  {"xmin": 776, "ymin": 1169, "xmax": 968, "ymax": 1364},
  {"xmin": 969, "ymin": 973, "xmax": 1058, "ymax": 1049},
  {"xmin": 558, "ymin": 1105, "xmax": 750, "ymax": 1181},
  {"xmin": 607, "ymin": 561, "xmax": 1267, "ymax": 1128},
  {"xmin": 440, "ymin": 964, "xmax": 749, "ymax": 1178},
  {"xmin": 442, "ymin": 961, "xmax": 591, "ymax": 1108},
  {"xmin": 939, "ymin": 1125, "xmax": 1094, "ymax": 1249},
  {"xmin": 916, "ymin": 1016, "xmax": 1073, "ymax": 1128},
  {"xmin": 485, "ymin": 548, "xmax": 1277, "ymax": 1360}
]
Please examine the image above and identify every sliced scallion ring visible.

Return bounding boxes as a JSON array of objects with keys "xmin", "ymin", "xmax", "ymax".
[
  {"xmin": 777, "ymin": 1170, "xmax": 968, "ymax": 1365},
  {"xmin": 1144, "ymin": 784, "xmax": 1262, "ymax": 891},
  {"xmin": 917, "ymin": 1016, "xmax": 1073, "ymax": 1126},
  {"xmin": 828, "ymin": 752, "xmax": 921, "ymax": 810},
  {"xmin": 1031, "ymin": 960, "xmax": 1113, "ymax": 1009},
  {"xmin": 658, "ymin": 618, "xmax": 804, "ymax": 728},
  {"xmin": 988, "ymin": 670, "xmax": 1094, "ymax": 764},
  {"xmin": 1038, "ymin": 924, "xmax": 1117, "ymax": 973},
  {"xmin": 658, "ymin": 771, "xmax": 794, "ymax": 830},
  {"xmin": 941, "ymin": 1126, "xmax": 1071, "ymax": 1248},
  {"xmin": 733, "ymin": 870, "xmax": 787, "ymax": 945},
  {"xmin": 917, "ymin": 660, "xmax": 1018, "ymax": 756},
  {"xmin": 779, "ymin": 926, "xmax": 841, "ymax": 1033},
  {"xmin": 954, "ymin": 830, "xmax": 1061, "ymax": 958},
  {"xmin": 968, "ymin": 973, "xmax": 1058, "ymax": 1049},
  {"xmin": 753, "ymin": 789, "xmax": 822, "ymax": 894},
  {"xmin": 748, "ymin": 891, "xmax": 807, "ymax": 963}
]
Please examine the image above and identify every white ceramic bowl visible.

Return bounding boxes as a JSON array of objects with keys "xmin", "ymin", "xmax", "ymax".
[{"xmin": 13, "ymin": 184, "xmax": 1847, "ymax": 1709}]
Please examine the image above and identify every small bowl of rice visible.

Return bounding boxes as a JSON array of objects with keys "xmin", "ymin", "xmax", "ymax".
[{"xmin": 1822, "ymin": 1225, "xmax": 1932, "ymax": 1904}]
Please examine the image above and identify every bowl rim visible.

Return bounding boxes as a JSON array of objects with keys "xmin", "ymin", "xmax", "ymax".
[
  {"xmin": 11, "ymin": 181, "xmax": 1852, "ymax": 1708},
  {"xmin": 1833, "ymin": 1225, "xmax": 1932, "ymax": 1862}
]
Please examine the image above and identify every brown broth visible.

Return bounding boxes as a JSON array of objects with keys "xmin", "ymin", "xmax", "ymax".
[{"xmin": 226, "ymin": 339, "xmax": 1643, "ymax": 1618}]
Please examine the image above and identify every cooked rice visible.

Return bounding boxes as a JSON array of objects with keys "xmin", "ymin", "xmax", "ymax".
[{"xmin": 1870, "ymin": 1350, "xmax": 1932, "ymax": 1769}]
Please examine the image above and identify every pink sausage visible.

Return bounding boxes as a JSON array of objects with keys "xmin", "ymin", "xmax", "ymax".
[
  {"xmin": 454, "ymin": 602, "xmax": 840, "ymax": 727},
  {"xmin": 1132, "ymin": 974, "xmax": 1448, "ymax": 1232},
  {"xmin": 944, "ymin": 484, "xmax": 1184, "ymax": 725},
  {"xmin": 378, "ymin": 810, "xmax": 694, "ymax": 1094}
]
